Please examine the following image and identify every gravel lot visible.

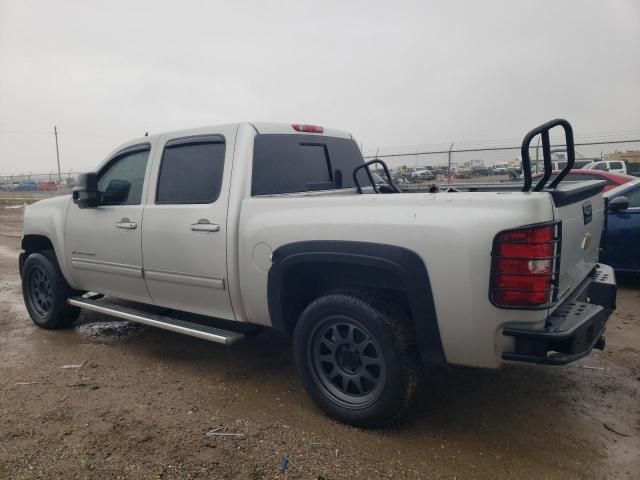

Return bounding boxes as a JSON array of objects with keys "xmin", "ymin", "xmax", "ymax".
[{"xmin": 0, "ymin": 206, "xmax": 638, "ymax": 479}]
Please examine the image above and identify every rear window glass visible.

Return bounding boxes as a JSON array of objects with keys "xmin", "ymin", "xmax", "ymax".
[
  {"xmin": 610, "ymin": 162, "xmax": 624, "ymax": 169},
  {"xmin": 252, "ymin": 134, "xmax": 364, "ymax": 195}
]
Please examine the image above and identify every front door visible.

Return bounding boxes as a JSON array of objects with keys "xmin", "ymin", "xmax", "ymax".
[
  {"xmin": 603, "ymin": 186, "xmax": 640, "ymax": 272},
  {"xmin": 141, "ymin": 128, "xmax": 236, "ymax": 319},
  {"xmin": 65, "ymin": 143, "xmax": 154, "ymax": 303}
]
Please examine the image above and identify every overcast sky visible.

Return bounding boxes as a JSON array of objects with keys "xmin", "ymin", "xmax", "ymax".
[{"xmin": 1, "ymin": 0, "xmax": 639, "ymax": 174}]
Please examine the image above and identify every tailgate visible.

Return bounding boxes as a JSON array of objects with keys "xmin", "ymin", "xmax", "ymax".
[{"xmin": 551, "ymin": 180, "xmax": 606, "ymax": 303}]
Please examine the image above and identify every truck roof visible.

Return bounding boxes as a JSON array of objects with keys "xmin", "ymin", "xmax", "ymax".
[{"xmin": 107, "ymin": 122, "xmax": 353, "ymax": 159}]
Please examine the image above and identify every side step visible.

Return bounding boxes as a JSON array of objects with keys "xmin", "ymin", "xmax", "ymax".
[{"xmin": 68, "ymin": 297, "xmax": 245, "ymax": 345}]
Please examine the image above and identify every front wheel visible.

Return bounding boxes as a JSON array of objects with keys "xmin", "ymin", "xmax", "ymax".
[
  {"xmin": 21, "ymin": 251, "xmax": 80, "ymax": 329},
  {"xmin": 293, "ymin": 292, "xmax": 420, "ymax": 427}
]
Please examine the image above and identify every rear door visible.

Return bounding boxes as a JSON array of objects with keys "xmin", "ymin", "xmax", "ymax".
[{"xmin": 141, "ymin": 127, "xmax": 236, "ymax": 319}]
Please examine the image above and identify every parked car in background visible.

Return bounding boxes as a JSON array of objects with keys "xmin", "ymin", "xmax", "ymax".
[
  {"xmin": 532, "ymin": 169, "xmax": 635, "ymax": 192},
  {"xmin": 471, "ymin": 165, "xmax": 490, "ymax": 176},
  {"xmin": 37, "ymin": 182, "xmax": 58, "ymax": 191},
  {"xmin": 492, "ymin": 163, "xmax": 509, "ymax": 175},
  {"xmin": 600, "ymin": 179, "xmax": 640, "ymax": 273},
  {"xmin": 410, "ymin": 167, "xmax": 435, "ymax": 181},
  {"xmin": 583, "ymin": 160, "xmax": 627, "ymax": 175},
  {"xmin": 548, "ymin": 159, "xmax": 592, "ymax": 170},
  {"xmin": 16, "ymin": 181, "xmax": 38, "ymax": 191},
  {"xmin": 1, "ymin": 182, "xmax": 20, "ymax": 191},
  {"xmin": 455, "ymin": 168, "xmax": 472, "ymax": 179}
]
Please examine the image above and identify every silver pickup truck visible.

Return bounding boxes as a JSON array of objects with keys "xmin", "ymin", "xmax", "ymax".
[{"xmin": 19, "ymin": 119, "xmax": 617, "ymax": 426}]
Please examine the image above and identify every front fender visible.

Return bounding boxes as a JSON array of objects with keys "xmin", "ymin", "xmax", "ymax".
[{"xmin": 21, "ymin": 195, "xmax": 77, "ymax": 288}]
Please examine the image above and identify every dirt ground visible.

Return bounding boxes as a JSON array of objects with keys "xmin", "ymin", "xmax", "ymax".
[{"xmin": 0, "ymin": 206, "xmax": 638, "ymax": 480}]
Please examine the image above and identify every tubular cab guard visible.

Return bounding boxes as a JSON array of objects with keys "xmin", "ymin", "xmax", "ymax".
[
  {"xmin": 521, "ymin": 118, "xmax": 575, "ymax": 192},
  {"xmin": 353, "ymin": 159, "xmax": 400, "ymax": 194}
]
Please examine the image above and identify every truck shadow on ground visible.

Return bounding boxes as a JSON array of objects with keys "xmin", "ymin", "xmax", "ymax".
[
  {"xmin": 75, "ymin": 310, "xmax": 601, "ymax": 440},
  {"xmin": 40, "ymin": 301, "xmax": 636, "ymax": 478}
]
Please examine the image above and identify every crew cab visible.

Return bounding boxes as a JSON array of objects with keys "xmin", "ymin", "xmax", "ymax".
[{"xmin": 19, "ymin": 119, "xmax": 617, "ymax": 426}]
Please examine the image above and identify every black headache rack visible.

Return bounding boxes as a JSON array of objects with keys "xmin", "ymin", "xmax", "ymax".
[
  {"xmin": 353, "ymin": 159, "xmax": 401, "ymax": 194},
  {"xmin": 521, "ymin": 118, "xmax": 576, "ymax": 192},
  {"xmin": 353, "ymin": 119, "xmax": 605, "ymax": 200},
  {"xmin": 521, "ymin": 118, "xmax": 606, "ymax": 205}
]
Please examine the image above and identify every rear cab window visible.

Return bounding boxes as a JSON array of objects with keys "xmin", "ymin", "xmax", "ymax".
[{"xmin": 251, "ymin": 134, "xmax": 364, "ymax": 195}]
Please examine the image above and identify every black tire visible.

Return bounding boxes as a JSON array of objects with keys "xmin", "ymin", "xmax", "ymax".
[
  {"xmin": 292, "ymin": 291, "xmax": 420, "ymax": 428},
  {"xmin": 21, "ymin": 251, "xmax": 80, "ymax": 329}
]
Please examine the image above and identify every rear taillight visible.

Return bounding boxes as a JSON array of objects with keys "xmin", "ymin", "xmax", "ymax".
[
  {"xmin": 490, "ymin": 223, "xmax": 560, "ymax": 308},
  {"xmin": 292, "ymin": 124, "xmax": 323, "ymax": 133}
]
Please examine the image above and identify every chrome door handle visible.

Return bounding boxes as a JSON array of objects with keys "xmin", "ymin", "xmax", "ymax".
[
  {"xmin": 191, "ymin": 220, "xmax": 220, "ymax": 232},
  {"xmin": 115, "ymin": 218, "xmax": 137, "ymax": 229}
]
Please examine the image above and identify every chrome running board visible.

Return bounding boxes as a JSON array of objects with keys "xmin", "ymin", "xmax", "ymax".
[{"xmin": 68, "ymin": 296, "xmax": 245, "ymax": 345}]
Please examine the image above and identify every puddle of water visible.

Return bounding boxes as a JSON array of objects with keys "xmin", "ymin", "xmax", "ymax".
[{"xmin": 75, "ymin": 320, "xmax": 148, "ymax": 343}]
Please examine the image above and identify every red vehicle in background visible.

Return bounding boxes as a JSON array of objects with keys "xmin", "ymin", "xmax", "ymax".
[
  {"xmin": 532, "ymin": 169, "xmax": 635, "ymax": 192},
  {"xmin": 37, "ymin": 182, "xmax": 58, "ymax": 191}
]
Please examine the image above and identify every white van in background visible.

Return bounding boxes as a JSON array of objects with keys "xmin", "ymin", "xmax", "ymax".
[
  {"xmin": 583, "ymin": 160, "xmax": 627, "ymax": 175},
  {"xmin": 551, "ymin": 159, "xmax": 592, "ymax": 170}
]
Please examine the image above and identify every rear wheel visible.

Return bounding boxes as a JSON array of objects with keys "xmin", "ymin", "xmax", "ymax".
[
  {"xmin": 21, "ymin": 251, "xmax": 80, "ymax": 329},
  {"xmin": 293, "ymin": 291, "xmax": 420, "ymax": 427}
]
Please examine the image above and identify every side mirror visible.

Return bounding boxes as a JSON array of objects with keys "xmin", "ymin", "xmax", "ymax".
[
  {"xmin": 72, "ymin": 173, "xmax": 98, "ymax": 209},
  {"xmin": 608, "ymin": 196, "xmax": 629, "ymax": 212}
]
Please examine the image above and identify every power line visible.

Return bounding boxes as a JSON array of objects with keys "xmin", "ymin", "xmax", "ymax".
[{"xmin": 363, "ymin": 139, "xmax": 640, "ymax": 159}]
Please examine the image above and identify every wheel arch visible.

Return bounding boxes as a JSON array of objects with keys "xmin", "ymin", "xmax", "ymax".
[
  {"xmin": 20, "ymin": 234, "xmax": 55, "ymax": 274},
  {"xmin": 267, "ymin": 240, "xmax": 445, "ymax": 365}
]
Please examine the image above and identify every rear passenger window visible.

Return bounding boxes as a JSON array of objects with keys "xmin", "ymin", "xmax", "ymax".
[
  {"xmin": 156, "ymin": 136, "xmax": 225, "ymax": 204},
  {"xmin": 610, "ymin": 162, "xmax": 623, "ymax": 170}
]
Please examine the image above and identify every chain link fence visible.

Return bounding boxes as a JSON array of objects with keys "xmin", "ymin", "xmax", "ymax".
[
  {"xmin": 0, "ymin": 171, "xmax": 78, "ymax": 202},
  {"xmin": 362, "ymin": 136, "xmax": 640, "ymax": 182},
  {"xmin": 2, "ymin": 135, "xmax": 640, "ymax": 200}
]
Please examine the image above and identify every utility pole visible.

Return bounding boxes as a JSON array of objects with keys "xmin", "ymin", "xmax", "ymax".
[
  {"xmin": 53, "ymin": 125, "xmax": 62, "ymax": 182},
  {"xmin": 447, "ymin": 143, "xmax": 454, "ymax": 184}
]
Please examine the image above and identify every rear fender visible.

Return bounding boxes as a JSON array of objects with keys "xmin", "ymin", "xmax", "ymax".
[{"xmin": 267, "ymin": 240, "xmax": 445, "ymax": 365}]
